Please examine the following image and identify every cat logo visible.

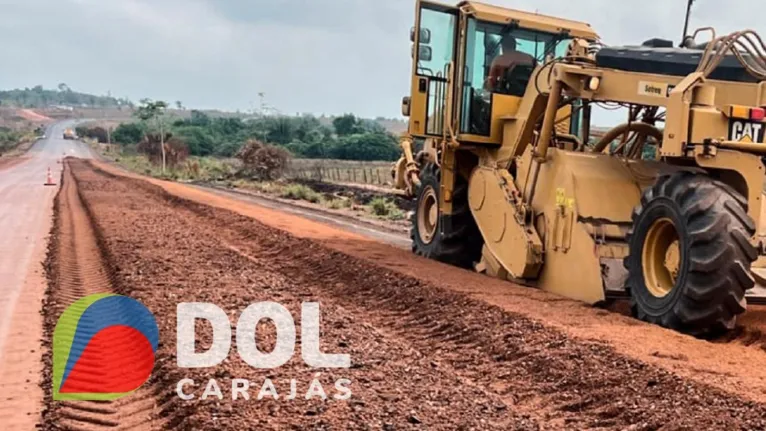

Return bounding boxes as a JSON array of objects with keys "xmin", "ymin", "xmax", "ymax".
[{"xmin": 729, "ymin": 120, "xmax": 765, "ymax": 143}]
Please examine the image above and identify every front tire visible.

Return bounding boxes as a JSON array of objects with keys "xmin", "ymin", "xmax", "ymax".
[
  {"xmin": 411, "ymin": 164, "xmax": 482, "ymax": 268},
  {"xmin": 624, "ymin": 172, "xmax": 758, "ymax": 335}
]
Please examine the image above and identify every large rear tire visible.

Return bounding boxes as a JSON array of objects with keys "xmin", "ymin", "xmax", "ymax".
[
  {"xmin": 624, "ymin": 172, "xmax": 758, "ymax": 335},
  {"xmin": 411, "ymin": 164, "xmax": 482, "ymax": 268}
]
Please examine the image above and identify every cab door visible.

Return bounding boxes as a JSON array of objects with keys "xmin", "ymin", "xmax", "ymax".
[{"xmin": 408, "ymin": 1, "xmax": 459, "ymax": 137}]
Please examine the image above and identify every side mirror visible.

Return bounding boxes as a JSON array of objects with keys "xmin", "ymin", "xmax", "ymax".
[
  {"xmin": 410, "ymin": 27, "xmax": 431, "ymax": 44},
  {"xmin": 418, "ymin": 45, "xmax": 433, "ymax": 62}
]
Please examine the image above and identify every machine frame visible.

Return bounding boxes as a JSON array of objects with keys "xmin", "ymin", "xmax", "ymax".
[{"xmin": 395, "ymin": 0, "xmax": 766, "ymax": 334}]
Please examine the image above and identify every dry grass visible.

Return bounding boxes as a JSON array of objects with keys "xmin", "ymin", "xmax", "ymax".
[{"xmin": 286, "ymin": 158, "xmax": 393, "ymax": 187}]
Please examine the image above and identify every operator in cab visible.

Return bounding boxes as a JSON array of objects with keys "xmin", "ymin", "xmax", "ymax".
[{"xmin": 485, "ymin": 36, "xmax": 535, "ymax": 92}]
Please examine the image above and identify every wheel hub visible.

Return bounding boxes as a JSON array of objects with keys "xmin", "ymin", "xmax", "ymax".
[
  {"xmin": 417, "ymin": 186, "xmax": 438, "ymax": 244},
  {"xmin": 665, "ymin": 240, "xmax": 680, "ymax": 281},
  {"xmin": 642, "ymin": 217, "xmax": 681, "ymax": 298}
]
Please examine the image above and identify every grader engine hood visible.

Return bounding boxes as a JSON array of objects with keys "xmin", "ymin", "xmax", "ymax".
[{"xmin": 596, "ymin": 44, "xmax": 759, "ymax": 83}]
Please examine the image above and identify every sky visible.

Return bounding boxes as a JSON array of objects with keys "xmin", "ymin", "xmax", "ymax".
[{"xmin": 0, "ymin": 0, "xmax": 763, "ymax": 120}]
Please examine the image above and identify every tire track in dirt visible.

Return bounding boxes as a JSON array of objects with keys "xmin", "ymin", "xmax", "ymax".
[
  {"xmin": 178, "ymin": 192, "xmax": 766, "ymax": 430},
  {"xmin": 41, "ymin": 161, "xmax": 163, "ymax": 430},
  {"xmin": 91, "ymin": 159, "xmax": 766, "ymax": 401},
  {"xmin": 68, "ymin": 159, "xmax": 766, "ymax": 429},
  {"xmin": 67, "ymin": 160, "xmax": 539, "ymax": 430}
]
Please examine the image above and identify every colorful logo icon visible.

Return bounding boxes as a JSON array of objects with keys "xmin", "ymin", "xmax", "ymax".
[{"xmin": 53, "ymin": 293, "xmax": 159, "ymax": 401}]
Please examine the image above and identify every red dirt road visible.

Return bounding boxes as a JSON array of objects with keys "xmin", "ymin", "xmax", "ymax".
[
  {"xmin": 39, "ymin": 158, "xmax": 766, "ymax": 429},
  {"xmin": 94, "ymin": 160, "xmax": 766, "ymax": 406}
]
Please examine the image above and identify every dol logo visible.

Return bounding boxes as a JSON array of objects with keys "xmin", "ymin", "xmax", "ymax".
[
  {"xmin": 729, "ymin": 120, "xmax": 765, "ymax": 143},
  {"xmin": 53, "ymin": 294, "xmax": 159, "ymax": 401}
]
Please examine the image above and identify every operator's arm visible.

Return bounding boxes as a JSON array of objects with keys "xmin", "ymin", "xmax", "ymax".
[{"xmin": 485, "ymin": 58, "xmax": 504, "ymax": 91}]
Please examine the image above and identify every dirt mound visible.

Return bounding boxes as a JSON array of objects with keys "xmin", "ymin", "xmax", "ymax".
[{"xmin": 17, "ymin": 109, "xmax": 52, "ymax": 123}]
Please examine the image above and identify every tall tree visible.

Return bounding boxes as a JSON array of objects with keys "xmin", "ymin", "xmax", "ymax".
[
  {"xmin": 332, "ymin": 114, "xmax": 362, "ymax": 136},
  {"xmin": 135, "ymin": 98, "xmax": 169, "ymax": 173}
]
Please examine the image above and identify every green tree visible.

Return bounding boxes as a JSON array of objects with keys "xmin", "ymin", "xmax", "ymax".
[
  {"xmin": 190, "ymin": 110, "xmax": 211, "ymax": 126},
  {"xmin": 332, "ymin": 114, "xmax": 362, "ymax": 136},
  {"xmin": 331, "ymin": 133, "xmax": 399, "ymax": 161},
  {"xmin": 112, "ymin": 122, "xmax": 146, "ymax": 145},
  {"xmin": 111, "ymin": 111, "xmax": 400, "ymax": 161},
  {"xmin": 135, "ymin": 99, "xmax": 170, "ymax": 173},
  {"xmin": 174, "ymin": 126, "xmax": 216, "ymax": 156},
  {"xmin": 213, "ymin": 140, "xmax": 243, "ymax": 157},
  {"xmin": 270, "ymin": 117, "xmax": 296, "ymax": 145}
]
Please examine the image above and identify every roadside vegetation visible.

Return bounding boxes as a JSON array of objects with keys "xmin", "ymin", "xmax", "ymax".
[
  {"xmin": 92, "ymin": 141, "xmax": 408, "ymax": 223},
  {"xmin": 369, "ymin": 197, "xmax": 405, "ymax": 219},
  {"xmin": 0, "ymin": 128, "xmax": 28, "ymax": 152},
  {"xmin": 97, "ymin": 107, "xmax": 400, "ymax": 161},
  {"xmin": 77, "ymin": 98, "xmax": 409, "ymax": 224},
  {"xmin": 0, "ymin": 125, "xmax": 44, "ymax": 156},
  {"xmin": 229, "ymin": 179, "xmax": 405, "ymax": 221}
]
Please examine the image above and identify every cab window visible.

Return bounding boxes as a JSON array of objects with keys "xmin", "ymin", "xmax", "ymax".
[
  {"xmin": 460, "ymin": 18, "xmax": 571, "ymax": 136},
  {"xmin": 417, "ymin": 8, "xmax": 456, "ymax": 78},
  {"xmin": 415, "ymin": 5, "xmax": 457, "ymax": 136}
]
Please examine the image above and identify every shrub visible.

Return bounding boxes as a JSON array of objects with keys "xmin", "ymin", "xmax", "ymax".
[
  {"xmin": 325, "ymin": 198, "xmax": 346, "ymax": 210},
  {"xmin": 76, "ymin": 126, "xmax": 110, "ymax": 143},
  {"xmin": 112, "ymin": 122, "xmax": 146, "ymax": 145},
  {"xmin": 280, "ymin": 184, "xmax": 322, "ymax": 203},
  {"xmin": 369, "ymin": 197, "xmax": 405, "ymax": 220},
  {"xmin": 237, "ymin": 139, "xmax": 291, "ymax": 181},
  {"xmin": 137, "ymin": 132, "xmax": 189, "ymax": 167},
  {"xmin": 370, "ymin": 197, "xmax": 391, "ymax": 216},
  {"xmin": 0, "ymin": 128, "xmax": 24, "ymax": 152}
]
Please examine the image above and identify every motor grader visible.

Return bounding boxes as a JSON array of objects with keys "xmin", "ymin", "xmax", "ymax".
[{"xmin": 394, "ymin": 0, "xmax": 766, "ymax": 335}]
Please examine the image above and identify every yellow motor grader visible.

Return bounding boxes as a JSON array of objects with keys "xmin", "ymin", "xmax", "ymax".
[{"xmin": 394, "ymin": 0, "xmax": 766, "ymax": 335}]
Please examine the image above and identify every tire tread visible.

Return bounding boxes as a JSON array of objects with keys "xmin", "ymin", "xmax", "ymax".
[
  {"xmin": 625, "ymin": 172, "xmax": 757, "ymax": 335},
  {"xmin": 410, "ymin": 164, "xmax": 482, "ymax": 268}
]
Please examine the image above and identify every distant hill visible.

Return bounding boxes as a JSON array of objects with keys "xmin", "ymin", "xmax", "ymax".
[
  {"xmin": 0, "ymin": 85, "xmax": 407, "ymax": 134},
  {"xmin": 0, "ymin": 84, "xmax": 130, "ymax": 109}
]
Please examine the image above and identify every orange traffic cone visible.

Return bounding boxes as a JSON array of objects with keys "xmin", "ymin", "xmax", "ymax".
[{"xmin": 44, "ymin": 167, "xmax": 56, "ymax": 186}]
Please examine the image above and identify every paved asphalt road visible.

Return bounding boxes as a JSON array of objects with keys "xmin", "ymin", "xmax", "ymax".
[{"xmin": 0, "ymin": 121, "xmax": 93, "ymax": 428}]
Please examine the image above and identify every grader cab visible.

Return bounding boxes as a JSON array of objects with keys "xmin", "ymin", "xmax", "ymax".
[{"xmin": 394, "ymin": 0, "xmax": 766, "ymax": 335}]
